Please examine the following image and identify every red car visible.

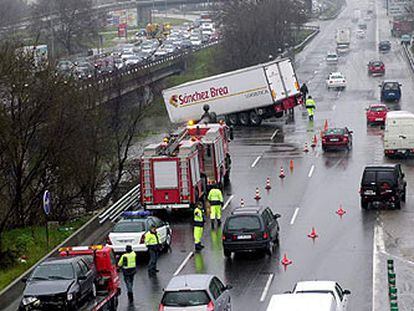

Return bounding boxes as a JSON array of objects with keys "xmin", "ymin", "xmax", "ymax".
[
  {"xmin": 368, "ymin": 60, "xmax": 385, "ymax": 75},
  {"xmin": 322, "ymin": 127, "xmax": 353, "ymax": 151},
  {"xmin": 366, "ymin": 104, "xmax": 388, "ymax": 125}
]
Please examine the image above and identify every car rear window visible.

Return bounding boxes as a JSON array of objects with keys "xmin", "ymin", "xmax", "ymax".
[
  {"xmin": 377, "ymin": 171, "xmax": 396, "ymax": 185},
  {"xmin": 384, "ymin": 83, "xmax": 399, "ymax": 91},
  {"xmin": 372, "ymin": 62, "xmax": 383, "ymax": 66},
  {"xmin": 325, "ymin": 128, "xmax": 345, "ymax": 135},
  {"xmin": 227, "ymin": 215, "xmax": 262, "ymax": 231},
  {"xmin": 362, "ymin": 171, "xmax": 376, "ymax": 185},
  {"xmin": 113, "ymin": 221, "xmax": 146, "ymax": 233},
  {"xmin": 370, "ymin": 106, "xmax": 386, "ymax": 112},
  {"xmin": 162, "ymin": 290, "xmax": 210, "ymax": 306}
]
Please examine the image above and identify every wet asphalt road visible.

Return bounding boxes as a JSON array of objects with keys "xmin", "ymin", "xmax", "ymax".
[
  {"xmin": 117, "ymin": 0, "xmax": 414, "ymax": 310},
  {"xmin": 5, "ymin": 0, "xmax": 414, "ymax": 310}
]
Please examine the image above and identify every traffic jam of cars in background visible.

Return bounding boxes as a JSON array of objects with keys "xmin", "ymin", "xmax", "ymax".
[{"xmin": 55, "ymin": 17, "xmax": 218, "ymax": 81}]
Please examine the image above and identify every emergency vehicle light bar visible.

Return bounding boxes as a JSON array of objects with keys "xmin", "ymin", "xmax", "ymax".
[
  {"xmin": 58, "ymin": 245, "xmax": 104, "ymax": 252},
  {"xmin": 121, "ymin": 210, "xmax": 152, "ymax": 218}
]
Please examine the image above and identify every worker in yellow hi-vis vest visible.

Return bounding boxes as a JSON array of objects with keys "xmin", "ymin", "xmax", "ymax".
[{"xmin": 208, "ymin": 184, "xmax": 223, "ymax": 229}]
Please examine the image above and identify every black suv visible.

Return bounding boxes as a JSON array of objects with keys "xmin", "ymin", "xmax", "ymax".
[
  {"xmin": 360, "ymin": 165, "xmax": 406, "ymax": 209},
  {"xmin": 379, "ymin": 40, "xmax": 391, "ymax": 52},
  {"xmin": 222, "ymin": 206, "xmax": 280, "ymax": 258},
  {"xmin": 20, "ymin": 256, "xmax": 96, "ymax": 310}
]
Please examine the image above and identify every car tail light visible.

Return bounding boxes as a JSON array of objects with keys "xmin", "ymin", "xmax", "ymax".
[
  {"xmin": 158, "ymin": 304, "xmax": 164, "ymax": 311},
  {"xmin": 140, "ymin": 234, "xmax": 145, "ymax": 244},
  {"xmin": 106, "ymin": 236, "xmax": 112, "ymax": 245},
  {"xmin": 222, "ymin": 235, "xmax": 226, "ymax": 241},
  {"xmin": 207, "ymin": 301, "xmax": 215, "ymax": 311},
  {"xmin": 232, "ymin": 235, "xmax": 237, "ymax": 241},
  {"xmin": 263, "ymin": 232, "xmax": 269, "ymax": 239}
]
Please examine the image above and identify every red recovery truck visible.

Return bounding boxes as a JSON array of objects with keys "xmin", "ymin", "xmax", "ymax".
[
  {"xmin": 141, "ymin": 121, "xmax": 232, "ymax": 210},
  {"xmin": 59, "ymin": 245, "xmax": 121, "ymax": 311},
  {"xmin": 391, "ymin": 19, "xmax": 414, "ymax": 37}
]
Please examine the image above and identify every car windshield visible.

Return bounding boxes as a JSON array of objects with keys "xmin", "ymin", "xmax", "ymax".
[
  {"xmin": 113, "ymin": 221, "xmax": 146, "ymax": 233},
  {"xmin": 331, "ymin": 74, "xmax": 343, "ymax": 79},
  {"xmin": 384, "ymin": 83, "xmax": 399, "ymax": 91},
  {"xmin": 325, "ymin": 128, "xmax": 345, "ymax": 135},
  {"xmin": 31, "ymin": 263, "xmax": 74, "ymax": 280},
  {"xmin": 227, "ymin": 215, "xmax": 261, "ymax": 231},
  {"xmin": 162, "ymin": 290, "xmax": 210, "ymax": 306},
  {"xmin": 327, "ymin": 54, "xmax": 337, "ymax": 58}
]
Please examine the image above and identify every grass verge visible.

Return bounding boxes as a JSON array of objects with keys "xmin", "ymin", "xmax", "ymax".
[{"xmin": 0, "ymin": 218, "xmax": 87, "ymax": 291}]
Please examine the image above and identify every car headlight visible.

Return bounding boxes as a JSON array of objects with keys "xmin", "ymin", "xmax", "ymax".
[
  {"xmin": 22, "ymin": 296, "xmax": 39, "ymax": 306},
  {"xmin": 67, "ymin": 293, "xmax": 73, "ymax": 301}
]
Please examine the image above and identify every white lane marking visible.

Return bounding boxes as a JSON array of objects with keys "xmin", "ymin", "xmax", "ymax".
[
  {"xmin": 332, "ymin": 104, "xmax": 336, "ymax": 111},
  {"xmin": 251, "ymin": 156, "xmax": 262, "ymax": 168},
  {"xmin": 173, "ymin": 252, "xmax": 194, "ymax": 276},
  {"xmin": 270, "ymin": 129, "xmax": 279, "ymax": 141},
  {"xmin": 308, "ymin": 165, "xmax": 315, "ymax": 178},
  {"xmin": 260, "ymin": 273, "xmax": 274, "ymax": 302},
  {"xmin": 290, "ymin": 208, "xmax": 300, "ymax": 225},
  {"xmin": 372, "ymin": 223, "xmax": 381, "ymax": 311},
  {"xmin": 222, "ymin": 195, "xmax": 234, "ymax": 210}
]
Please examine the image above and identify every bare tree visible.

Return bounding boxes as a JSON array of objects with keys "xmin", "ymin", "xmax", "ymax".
[
  {"xmin": 32, "ymin": 0, "xmax": 99, "ymax": 56},
  {"xmin": 215, "ymin": 0, "xmax": 307, "ymax": 71},
  {"xmin": 0, "ymin": 0, "xmax": 29, "ymax": 28}
]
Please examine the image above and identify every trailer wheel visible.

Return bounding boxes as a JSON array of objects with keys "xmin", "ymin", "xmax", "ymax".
[
  {"xmin": 239, "ymin": 112, "xmax": 250, "ymax": 126},
  {"xmin": 249, "ymin": 111, "xmax": 262, "ymax": 126},
  {"xmin": 227, "ymin": 114, "xmax": 239, "ymax": 126}
]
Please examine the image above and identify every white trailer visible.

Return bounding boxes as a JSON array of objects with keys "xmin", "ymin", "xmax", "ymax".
[
  {"xmin": 336, "ymin": 28, "xmax": 351, "ymax": 54},
  {"xmin": 162, "ymin": 58, "xmax": 301, "ymax": 126}
]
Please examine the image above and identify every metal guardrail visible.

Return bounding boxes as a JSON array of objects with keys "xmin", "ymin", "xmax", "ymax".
[
  {"xmin": 98, "ymin": 184, "xmax": 141, "ymax": 223},
  {"xmin": 402, "ymin": 44, "xmax": 414, "ymax": 73}
]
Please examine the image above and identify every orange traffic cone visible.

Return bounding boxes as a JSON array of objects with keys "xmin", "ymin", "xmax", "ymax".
[
  {"xmin": 240, "ymin": 198, "xmax": 245, "ymax": 207},
  {"xmin": 307, "ymin": 227, "xmax": 319, "ymax": 240},
  {"xmin": 303, "ymin": 143, "xmax": 309, "ymax": 152},
  {"xmin": 254, "ymin": 188, "xmax": 261, "ymax": 200},
  {"xmin": 279, "ymin": 166, "xmax": 285, "ymax": 179},
  {"xmin": 311, "ymin": 135, "xmax": 318, "ymax": 148},
  {"xmin": 281, "ymin": 253, "xmax": 292, "ymax": 270},
  {"xmin": 289, "ymin": 159, "xmax": 294, "ymax": 171},
  {"xmin": 336, "ymin": 205, "xmax": 346, "ymax": 218},
  {"xmin": 323, "ymin": 119, "xmax": 328, "ymax": 131},
  {"xmin": 265, "ymin": 177, "xmax": 271, "ymax": 190}
]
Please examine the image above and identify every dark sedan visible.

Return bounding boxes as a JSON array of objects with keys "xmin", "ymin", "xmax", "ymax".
[{"xmin": 322, "ymin": 127, "xmax": 353, "ymax": 151}]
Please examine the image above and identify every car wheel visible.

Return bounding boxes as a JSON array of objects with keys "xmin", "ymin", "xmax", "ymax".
[
  {"xmin": 223, "ymin": 249, "xmax": 232, "ymax": 258},
  {"xmin": 322, "ymin": 146, "xmax": 327, "ymax": 152},
  {"xmin": 249, "ymin": 111, "xmax": 262, "ymax": 126},
  {"xmin": 274, "ymin": 234, "xmax": 280, "ymax": 247},
  {"xmin": 227, "ymin": 114, "xmax": 239, "ymax": 126},
  {"xmin": 109, "ymin": 295, "xmax": 119, "ymax": 311},
  {"xmin": 239, "ymin": 112, "xmax": 250, "ymax": 126},
  {"xmin": 361, "ymin": 199, "xmax": 369, "ymax": 210},
  {"xmin": 402, "ymin": 188, "xmax": 406, "ymax": 202}
]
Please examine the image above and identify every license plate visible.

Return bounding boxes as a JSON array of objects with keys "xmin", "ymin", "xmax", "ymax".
[
  {"xmin": 330, "ymin": 138, "xmax": 339, "ymax": 142},
  {"xmin": 237, "ymin": 235, "xmax": 252, "ymax": 240},
  {"xmin": 388, "ymin": 93, "xmax": 395, "ymax": 96},
  {"xmin": 398, "ymin": 149, "xmax": 407, "ymax": 153},
  {"xmin": 364, "ymin": 190, "xmax": 375, "ymax": 195},
  {"xmin": 119, "ymin": 240, "xmax": 133, "ymax": 243},
  {"xmin": 375, "ymin": 118, "xmax": 384, "ymax": 121}
]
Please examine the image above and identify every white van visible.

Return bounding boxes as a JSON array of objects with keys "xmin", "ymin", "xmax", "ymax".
[
  {"xmin": 384, "ymin": 111, "xmax": 414, "ymax": 157},
  {"xmin": 266, "ymin": 293, "xmax": 337, "ymax": 311}
]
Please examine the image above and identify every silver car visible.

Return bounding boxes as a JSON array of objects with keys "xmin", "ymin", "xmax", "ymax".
[{"xmin": 160, "ymin": 274, "xmax": 232, "ymax": 311}]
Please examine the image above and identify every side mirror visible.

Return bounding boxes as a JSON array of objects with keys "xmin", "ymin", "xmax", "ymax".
[
  {"xmin": 226, "ymin": 284, "xmax": 233, "ymax": 290},
  {"xmin": 399, "ymin": 84, "xmax": 402, "ymax": 86},
  {"xmin": 365, "ymin": 108, "xmax": 369, "ymax": 111},
  {"xmin": 284, "ymin": 290, "xmax": 292, "ymax": 294},
  {"xmin": 349, "ymin": 130, "xmax": 354, "ymax": 134},
  {"xmin": 274, "ymin": 213, "xmax": 281, "ymax": 219},
  {"xmin": 343, "ymin": 289, "xmax": 351, "ymax": 295},
  {"xmin": 22, "ymin": 276, "xmax": 28, "ymax": 283}
]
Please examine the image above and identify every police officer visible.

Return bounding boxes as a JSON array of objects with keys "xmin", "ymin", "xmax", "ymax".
[
  {"xmin": 145, "ymin": 225, "xmax": 161, "ymax": 277},
  {"xmin": 305, "ymin": 95, "xmax": 316, "ymax": 121},
  {"xmin": 117, "ymin": 245, "xmax": 136, "ymax": 301},
  {"xmin": 208, "ymin": 184, "xmax": 224, "ymax": 229},
  {"xmin": 194, "ymin": 202, "xmax": 205, "ymax": 251}
]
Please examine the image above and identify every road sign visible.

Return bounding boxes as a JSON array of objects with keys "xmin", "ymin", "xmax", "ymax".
[
  {"xmin": 43, "ymin": 190, "xmax": 51, "ymax": 215},
  {"xmin": 388, "ymin": 0, "xmax": 414, "ymax": 17}
]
